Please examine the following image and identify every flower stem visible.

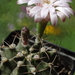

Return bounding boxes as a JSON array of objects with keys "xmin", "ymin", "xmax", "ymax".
[{"xmin": 37, "ymin": 20, "xmax": 48, "ymax": 38}]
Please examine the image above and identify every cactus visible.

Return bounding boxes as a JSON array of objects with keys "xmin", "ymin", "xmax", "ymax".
[{"xmin": 0, "ymin": 27, "xmax": 75, "ymax": 75}]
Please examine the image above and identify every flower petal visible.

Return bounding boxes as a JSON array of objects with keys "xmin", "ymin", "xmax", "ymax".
[
  {"xmin": 56, "ymin": 7, "xmax": 70, "ymax": 18},
  {"xmin": 54, "ymin": 1, "xmax": 70, "ymax": 7},
  {"xmin": 65, "ymin": 7, "xmax": 75, "ymax": 15},
  {"xmin": 41, "ymin": 6, "xmax": 49, "ymax": 19},
  {"xmin": 50, "ymin": 6, "xmax": 55, "ymax": 14},
  {"xmin": 61, "ymin": 0, "xmax": 72, "ymax": 3},
  {"xmin": 28, "ymin": 0, "xmax": 40, "ymax": 5},
  {"xmin": 26, "ymin": 6, "xmax": 33, "ymax": 15},
  {"xmin": 30, "ymin": 6, "xmax": 41, "ymax": 17},
  {"xmin": 51, "ymin": 0, "xmax": 57, "ymax": 3},
  {"xmin": 34, "ymin": 12, "xmax": 42, "ymax": 22},
  {"xmin": 50, "ymin": 12, "xmax": 58, "ymax": 26},
  {"xmin": 57, "ymin": 11, "xmax": 66, "ymax": 22},
  {"xmin": 17, "ymin": 0, "xmax": 29, "ymax": 4}
]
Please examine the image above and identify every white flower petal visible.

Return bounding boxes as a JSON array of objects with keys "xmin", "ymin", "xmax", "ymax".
[
  {"xmin": 60, "ymin": 3, "xmax": 70, "ymax": 7},
  {"xmin": 49, "ymin": 6, "xmax": 55, "ymax": 14},
  {"xmin": 17, "ymin": 0, "xmax": 29, "ymax": 4},
  {"xmin": 50, "ymin": 12, "xmax": 58, "ymax": 26},
  {"xmin": 26, "ymin": 6, "xmax": 33, "ymax": 14},
  {"xmin": 30, "ymin": 6, "xmax": 41, "ymax": 17},
  {"xmin": 54, "ymin": 1, "xmax": 70, "ymax": 7},
  {"xmin": 65, "ymin": 7, "xmax": 75, "ymax": 15},
  {"xmin": 61, "ymin": 0, "xmax": 72, "ymax": 3},
  {"xmin": 51, "ymin": 0, "xmax": 57, "ymax": 3},
  {"xmin": 41, "ymin": 7, "xmax": 49, "ymax": 19},
  {"xmin": 28, "ymin": 0, "xmax": 40, "ymax": 5},
  {"xmin": 57, "ymin": 11, "xmax": 66, "ymax": 22},
  {"xmin": 56, "ymin": 7, "xmax": 70, "ymax": 18},
  {"xmin": 34, "ymin": 12, "xmax": 42, "ymax": 22}
]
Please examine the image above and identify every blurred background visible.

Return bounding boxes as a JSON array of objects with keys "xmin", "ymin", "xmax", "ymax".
[{"xmin": 0, "ymin": 0, "xmax": 75, "ymax": 52}]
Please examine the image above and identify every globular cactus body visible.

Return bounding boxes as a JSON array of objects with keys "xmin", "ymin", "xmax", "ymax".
[{"xmin": 0, "ymin": 27, "xmax": 75, "ymax": 75}]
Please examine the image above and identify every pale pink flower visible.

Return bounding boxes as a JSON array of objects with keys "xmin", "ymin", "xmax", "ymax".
[
  {"xmin": 26, "ymin": 0, "xmax": 75, "ymax": 26},
  {"xmin": 17, "ymin": 0, "xmax": 30, "ymax": 4}
]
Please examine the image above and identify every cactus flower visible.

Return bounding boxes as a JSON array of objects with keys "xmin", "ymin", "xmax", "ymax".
[
  {"xmin": 17, "ymin": 0, "xmax": 75, "ymax": 38},
  {"xmin": 27, "ymin": 0, "xmax": 75, "ymax": 26}
]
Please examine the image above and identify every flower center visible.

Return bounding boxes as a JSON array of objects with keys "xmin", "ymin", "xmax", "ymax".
[{"xmin": 43, "ymin": 0, "xmax": 50, "ymax": 4}]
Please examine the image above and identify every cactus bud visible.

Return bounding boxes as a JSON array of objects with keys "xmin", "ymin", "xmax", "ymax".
[{"xmin": 21, "ymin": 27, "xmax": 30, "ymax": 45}]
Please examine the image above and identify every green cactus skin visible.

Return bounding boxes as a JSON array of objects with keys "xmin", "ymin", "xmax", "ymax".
[{"xmin": 0, "ymin": 27, "xmax": 74, "ymax": 75}]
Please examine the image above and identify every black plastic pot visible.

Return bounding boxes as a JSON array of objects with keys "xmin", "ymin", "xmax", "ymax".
[{"xmin": 1, "ymin": 30, "xmax": 75, "ymax": 75}]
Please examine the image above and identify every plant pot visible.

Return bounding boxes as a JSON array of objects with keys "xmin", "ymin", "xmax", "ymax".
[{"xmin": 0, "ymin": 30, "xmax": 75, "ymax": 75}]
